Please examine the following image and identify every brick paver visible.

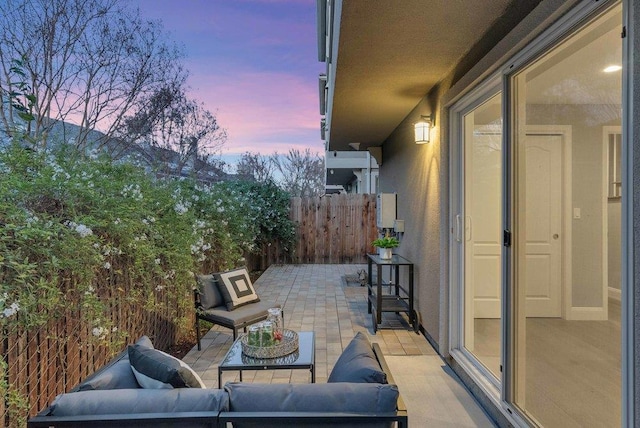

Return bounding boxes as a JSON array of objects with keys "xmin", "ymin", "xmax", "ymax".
[{"xmin": 184, "ymin": 264, "xmax": 437, "ymax": 387}]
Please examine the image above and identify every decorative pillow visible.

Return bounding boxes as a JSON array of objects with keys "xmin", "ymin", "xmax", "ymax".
[
  {"xmin": 128, "ymin": 344, "xmax": 205, "ymax": 389},
  {"xmin": 78, "ymin": 335, "xmax": 154, "ymax": 391},
  {"xmin": 196, "ymin": 274, "xmax": 225, "ymax": 310},
  {"xmin": 213, "ymin": 267, "xmax": 260, "ymax": 311},
  {"xmin": 327, "ymin": 332, "xmax": 387, "ymax": 384}
]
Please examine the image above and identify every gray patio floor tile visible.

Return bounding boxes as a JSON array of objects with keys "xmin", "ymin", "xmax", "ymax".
[{"xmin": 185, "ymin": 264, "xmax": 495, "ymax": 427}]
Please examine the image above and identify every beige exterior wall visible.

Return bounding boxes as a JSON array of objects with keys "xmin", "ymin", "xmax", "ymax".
[{"xmin": 378, "ymin": 97, "xmax": 444, "ymax": 348}]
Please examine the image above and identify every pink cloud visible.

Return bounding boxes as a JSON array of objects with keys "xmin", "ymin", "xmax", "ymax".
[
  {"xmin": 129, "ymin": 0, "xmax": 323, "ymax": 156},
  {"xmin": 188, "ymin": 67, "xmax": 322, "ymax": 155}
]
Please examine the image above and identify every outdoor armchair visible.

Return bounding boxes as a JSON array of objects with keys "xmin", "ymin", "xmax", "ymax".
[{"xmin": 194, "ymin": 269, "xmax": 282, "ymax": 350}]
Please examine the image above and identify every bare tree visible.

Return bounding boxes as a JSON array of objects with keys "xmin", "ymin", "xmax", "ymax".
[
  {"xmin": 236, "ymin": 152, "xmax": 276, "ymax": 183},
  {"xmin": 273, "ymin": 148, "xmax": 324, "ymax": 197},
  {"xmin": 119, "ymin": 83, "xmax": 227, "ymax": 176},
  {"xmin": 0, "ymin": 0, "xmax": 185, "ymax": 150}
]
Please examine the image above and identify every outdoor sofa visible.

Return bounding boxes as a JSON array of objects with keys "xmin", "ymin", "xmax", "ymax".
[{"xmin": 27, "ymin": 333, "xmax": 408, "ymax": 428}]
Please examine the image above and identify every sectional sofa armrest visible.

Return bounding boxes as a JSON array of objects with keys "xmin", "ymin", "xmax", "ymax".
[{"xmin": 372, "ymin": 342, "xmax": 408, "ymax": 417}]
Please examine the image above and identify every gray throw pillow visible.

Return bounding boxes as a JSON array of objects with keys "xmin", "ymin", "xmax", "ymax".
[
  {"xmin": 128, "ymin": 344, "xmax": 205, "ymax": 389},
  {"xmin": 327, "ymin": 332, "xmax": 387, "ymax": 384},
  {"xmin": 196, "ymin": 274, "xmax": 225, "ymax": 309},
  {"xmin": 213, "ymin": 267, "xmax": 260, "ymax": 311},
  {"xmin": 77, "ymin": 336, "xmax": 154, "ymax": 391}
]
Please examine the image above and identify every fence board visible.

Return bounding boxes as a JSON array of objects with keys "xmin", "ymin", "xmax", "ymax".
[{"xmin": 254, "ymin": 194, "xmax": 377, "ymax": 266}]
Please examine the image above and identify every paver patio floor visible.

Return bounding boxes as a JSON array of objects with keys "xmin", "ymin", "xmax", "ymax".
[{"xmin": 184, "ymin": 264, "xmax": 495, "ymax": 427}]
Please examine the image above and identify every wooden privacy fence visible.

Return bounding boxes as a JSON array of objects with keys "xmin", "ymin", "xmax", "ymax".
[
  {"xmin": 247, "ymin": 194, "xmax": 378, "ymax": 270},
  {"xmin": 1, "ymin": 283, "xmax": 189, "ymax": 427},
  {"xmin": 291, "ymin": 194, "xmax": 378, "ymax": 264}
]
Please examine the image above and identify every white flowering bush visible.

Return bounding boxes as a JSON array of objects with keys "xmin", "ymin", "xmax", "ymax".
[
  {"xmin": 0, "ymin": 142, "xmax": 294, "ymax": 337},
  {"xmin": 0, "ymin": 140, "xmax": 295, "ymax": 424}
]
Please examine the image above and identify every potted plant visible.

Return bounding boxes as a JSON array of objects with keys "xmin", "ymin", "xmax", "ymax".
[{"xmin": 372, "ymin": 234, "xmax": 400, "ymax": 260}]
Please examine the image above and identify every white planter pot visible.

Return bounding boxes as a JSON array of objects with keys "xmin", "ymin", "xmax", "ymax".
[{"xmin": 378, "ymin": 247, "xmax": 393, "ymax": 260}]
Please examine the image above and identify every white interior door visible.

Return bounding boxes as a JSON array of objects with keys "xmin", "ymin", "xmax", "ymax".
[
  {"xmin": 524, "ymin": 134, "xmax": 562, "ymax": 317},
  {"xmin": 465, "ymin": 132, "xmax": 502, "ymax": 319}
]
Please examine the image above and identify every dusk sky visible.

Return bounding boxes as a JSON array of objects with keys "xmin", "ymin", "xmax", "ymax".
[{"xmin": 130, "ymin": 0, "xmax": 323, "ymax": 163}]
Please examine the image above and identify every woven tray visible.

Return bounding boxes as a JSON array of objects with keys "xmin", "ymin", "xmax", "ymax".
[{"xmin": 241, "ymin": 329, "xmax": 299, "ymax": 358}]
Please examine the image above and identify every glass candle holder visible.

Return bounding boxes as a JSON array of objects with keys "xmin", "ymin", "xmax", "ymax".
[
  {"xmin": 247, "ymin": 325, "xmax": 260, "ymax": 346},
  {"xmin": 267, "ymin": 307, "xmax": 283, "ymax": 336},
  {"xmin": 260, "ymin": 321, "xmax": 274, "ymax": 347}
]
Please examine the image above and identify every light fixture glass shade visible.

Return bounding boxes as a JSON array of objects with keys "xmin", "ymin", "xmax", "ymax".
[{"xmin": 414, "ymin": 121, "xmax": 430, "ymax": 144}]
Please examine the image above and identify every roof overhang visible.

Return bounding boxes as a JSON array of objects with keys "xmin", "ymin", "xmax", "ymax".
[
  {"xmin": 322, "ymin": 0, "xmax": 519, "ymax": 151},
  {"xmin": 325, "ymin": 150, "xmax": 378, "ymax": 185}
]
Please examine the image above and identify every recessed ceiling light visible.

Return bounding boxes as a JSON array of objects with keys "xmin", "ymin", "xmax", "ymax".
[{"xmin": 604, "ymin": 65, "xmax": 622, "ymax": 73}]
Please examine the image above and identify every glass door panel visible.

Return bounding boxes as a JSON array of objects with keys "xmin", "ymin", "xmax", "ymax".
[
  {"xmin": 511, "ymin": 3, "xmax": 622, "ymax": 426},
  {"xmin": 463, "ymin": 93, "xmax": 502, "ymax": 378}
]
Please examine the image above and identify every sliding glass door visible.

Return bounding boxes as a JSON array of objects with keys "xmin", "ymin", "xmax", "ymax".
[
  {"xmin": 461, "ymin": 93, "xmax": 503, "ymax": 379},
  {"xmin": 510, "ymin": 3, "xmax": 622, "ymax": 426},
  {"xmin": 451, "ymin": 1, "xmax": 624, "ymax": 426}
]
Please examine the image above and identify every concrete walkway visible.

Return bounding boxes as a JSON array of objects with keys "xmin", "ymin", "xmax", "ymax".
[{"xmin": 184, "ymin": 264, "xmax": 495, "ymax": 427}]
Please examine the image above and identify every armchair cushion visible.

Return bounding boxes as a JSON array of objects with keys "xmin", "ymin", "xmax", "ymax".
[
  {"xmin": 214, "ymin": 267, "xmax": 260, "ymax": 311},
  {"xmin": 199, "ymin": 301, "xmax": 279, "ymax": 327},
  {"xmin": 128, "ymin": 344, "xmax": 205, "ymax": 389},
  {"xmin": 327, "ymin": 332, "xmax": 387, "ymax": 384},
  {"xmin": 196, "ymin": 274, "xmax": 225, "ymax": 310}
]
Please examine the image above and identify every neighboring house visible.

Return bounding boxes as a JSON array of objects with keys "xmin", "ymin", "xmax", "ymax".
[
  {"xmin": 325, "ymin": 150, "xmax": 379, "ymax": 194},
  {"xmin": 1, "ymin": 117, "xmax": 230, "ymax": 183},
  {"xmin": 318, "ymin": 1, "xmax": 638, "ymax": 427}
]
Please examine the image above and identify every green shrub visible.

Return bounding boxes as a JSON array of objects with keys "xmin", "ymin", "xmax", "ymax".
[{"xmin": 0, "ymin": 141, "xmax": 294, "ymax": 336}]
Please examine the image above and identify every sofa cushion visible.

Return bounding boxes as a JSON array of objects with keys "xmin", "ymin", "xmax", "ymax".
[
  {"xmin": 196, "ymin": 274, "xmax": 225, "ymax": 310},
  {"xmin": 225, "ymin": 383, "xmax": 398, "ymax": 427},
  {"xmin": 214, "ymin": 267, "xmax": 260, "ymax": 311},
  {"xmin": 128, "ymin": 344, "xmax": 205, "ymax": 389},
  {"xmin": 328, "ymin": 332, "xmax": 387, "ymax": 384},
  {"xmin": 77, "ymin": 336, "xmax": 154, "ymax": 391},
  {"xmin": 48, "ymin": 388, "xmax": 229, "ymax": 416}
]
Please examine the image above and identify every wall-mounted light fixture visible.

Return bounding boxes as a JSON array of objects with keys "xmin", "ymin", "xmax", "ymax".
[{"xmin": 414, "ymin": 114, "xmax": 434, "ymax": 144}]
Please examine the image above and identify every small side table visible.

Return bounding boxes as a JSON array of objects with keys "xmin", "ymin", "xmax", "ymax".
[
  {"xmin": 367, "ymin": 254, "xmax": 418, "ymax": 333},
  {"xmin": 218, "ymin": 331, "xmax": 315, "ymax": 387}
]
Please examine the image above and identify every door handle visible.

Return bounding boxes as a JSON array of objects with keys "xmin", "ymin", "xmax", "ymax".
[
  {"xmin": 455, "ymin": 214, "xmax": 462, "ymax": 242},
  {"xmin": 553, "ymin": 234, "xmax": 559, "ymax": 240}
]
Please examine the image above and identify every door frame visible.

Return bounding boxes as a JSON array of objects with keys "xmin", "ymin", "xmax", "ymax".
[
  {"xmin": 448, "ymin": 74, "xmax": 504, "ymax": 392},
  {"xmin": 603, "ymin": 126, "xmax": 622, "ymax": 303}
]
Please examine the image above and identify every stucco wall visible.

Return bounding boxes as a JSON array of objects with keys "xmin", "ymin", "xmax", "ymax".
[{"xmin": 378, "ymin": 98, "xmax": 443, "ymax": 348}]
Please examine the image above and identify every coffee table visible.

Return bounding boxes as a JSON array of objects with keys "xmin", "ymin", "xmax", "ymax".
[{"xmin": 218, "ymin": 331, "xmax": 315, "ymax": 387}]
